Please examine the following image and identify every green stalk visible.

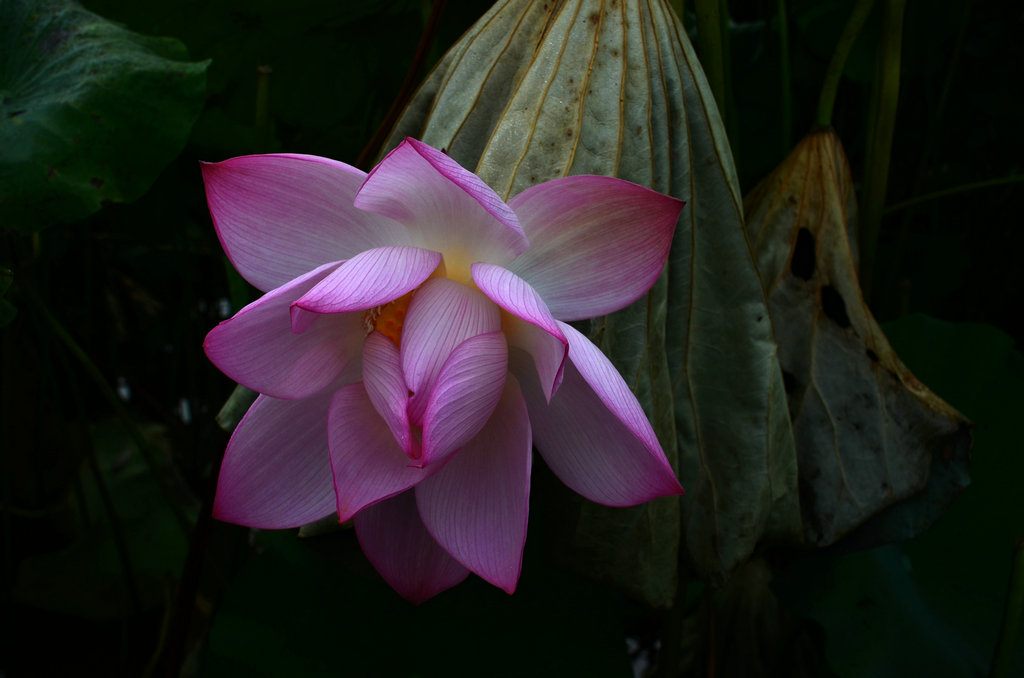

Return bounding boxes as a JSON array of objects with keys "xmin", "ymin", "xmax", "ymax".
[
  {"xmin": 695, "ymin": 0, "xmax": 727, "ymax": 126},
  {"xmin": 719, "ymin": 0, "xmax": 736, "ymax": 153},
  {"xmin": 356, "ymin": 0, "xmax": 448, "ymax": 169},
  {"xmin": 51, "ymin": 332, "xmax": 143, "ymax": 615},
  {"xmin": 654, "ymin": 567, "xmax": 690, "ymax": 678},
  {"xmin": 859, "ymin": 0, "xmax": 906, "ymax": 301},
  {"xmin": 26, "ymin": 285, "xmax": 192, "ymax": 535},
  {"xmin": 816, "ymin": 0, "xmax": 876, "ymax": 128},
  {"xmin": 905, "ymin": 0, "xmax": 970, "ymax": 201},
  {"xmin": 884, "ymin": 175, "xmax": 1024, "ymax": 214},
  {"xmin": 777, "ymin": 0, "xmax": 792, "ymax": 153},
  {"xmin": 991, "ymin": 537, "xmax": 1024, "ymax": 678}
]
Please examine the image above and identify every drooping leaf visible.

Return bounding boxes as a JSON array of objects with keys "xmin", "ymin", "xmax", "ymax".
[
  {"xmin": 386, "ymin": 0, "xmax": 799, "ymax": 600},
  {"xmin": 770, "ymin": 315, "xmax": 1024, "ymax": 676},
  {"xmin": 743, "ymin": 128, "xmax": 971, "ymax": 547},
  {"xmin": 0, "ymin": 0, "xmax": 208, "ymax": 233}
]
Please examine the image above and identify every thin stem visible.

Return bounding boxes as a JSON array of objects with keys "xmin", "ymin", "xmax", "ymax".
[
  {"xmin": 884, "ymin": 175, "xmax": 1024, "ymax": 214},
  {"xmin": 859, "ymin": 0, "xmax": 906, "ymax": 301},
  {"xmin": 894, "ymin": 0, "xmax": 971, "ymax": 256},
  {"xmin": 0, "ymin": 327, "xmax": 14, "ymax": 633},
  {"xmin": 905, "ymin": 0, "xmax": 970, "ymax": 203},
  {"xmin": 695, "ymin": 0, "xmax": 727, "ymax": 127},
  {"xmin": 52, "ymin": 333, "xmax": 143, "ymax": 616},
  {"xmin": 356, "ymin": 0, "xmax": 448, "ymax": 169},
  {"xmin": 991, "ymin": 536, "xmax": 1024, "ymax": 678},
  {"xmin": 719, "ymin": 0, "xmax": 737, "ymax": 156},
  {"xmin": 654, "ymin": 566, "xmax": 690, "ymax": 678},
  {"xmin": 156, "ymin": 427, "xmax": 231, "ymax": 678},
  {"xmin": 87, "ymin": 441, "xmax": 143, "ymax": 615},
  {"xmin": 777, "ymin": 0, "xmax": 792, "ymax": 153},
  {"xmin": 816, "ymin": 0, "xmax": 876, "ymax": 128},
  {"xmin": 25, "ymin": 284, "xmax": 192, "ymax": 535}
]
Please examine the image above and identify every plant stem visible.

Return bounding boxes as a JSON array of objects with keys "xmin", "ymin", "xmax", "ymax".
[
  {"xmin": 26, "ymin": 284, "xmax": 192, "ymax": 535},
  {"xmin": 816, "ymin": 0, "xmax": 876, "ymax": 128},
  {"xmin": 50, "ymin": 325, "xmax": 144, "ymax": 616},
  {"xmin": 654, "ymin": 568, "xmax": 689, "ymax": 678},
  {"xmin": 777, "ymin": 0, "xmax": 792, "ymax": 153},
  {"xmin": 884, "ymin": 175, "xmax": 1024, "ymax": 214},
  {"xmin": 695, "ymin": 0, "xmax": 727, "ymax": 127},
  {"xmin": 86, "ymin": 438, "xmax": 143, "ymax": 615},
  {"xmin": 991, "ymin": 536, "xmax": 1024, "ymax": 678},
  {"xmin": 904, "ymin": 0, "xmax": 970, "ymax": 204},
  {"xmin": 859, "ymin": 0, "xmax": 906, "ymax": 301},
  {"xmin": 356, "ymin": 0, "xmax": 448, "ymax": 169}
]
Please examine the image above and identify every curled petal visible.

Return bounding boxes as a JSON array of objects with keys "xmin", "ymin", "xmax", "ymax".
[
  {"xmin": 507, "ymin": 175, "xmax": 683, "ymax": 320},
  {"xmin": 472, "ymin": 262, "xmax": 566, "ymax": 401},
  {"xmin": 417, "ymin": 375, "xmax": 531, "ymax": 593},
  {"xmin": 421, "ymin": 332, "xmax": 508, "ymax": 466},
  {"xmin": 201, "ymin": 154, "xmax": 410, "ymax": 292},
  {"xmin": 204, "ymin": 261, "xmax": 366, "ymax": 399},
  {"xmin": 293, "ymin": 246, "xmax": 441, "ymax": 315},
  {"xmin": 214, "ymin": 391, "xmax": 338, "ymax": 529},
  {"xmin": 328, "ymin": 383, "xmax": 434, "ymax": 521},
  {"xmin": 401, "ymin": 277, "xmax": 501, "ymax": 424},
  {"xmin": 354, "ymin": 491, "xmax": 469, "ymax": 604},
  {"xmin": 355, "ymin": 139, "xmax": 529, "ymax": 277},
  {"xmin": 362, "ymin": 332, "xmax": 416, "ymax": 459},
  {"xmin": 519, "ymin": 322, "xmax": 683, "ymax": 506}
]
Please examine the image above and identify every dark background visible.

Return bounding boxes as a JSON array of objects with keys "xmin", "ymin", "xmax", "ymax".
[{"xmin": 1, "ymin": 1, "xmax": 1021, "ymax": 676}]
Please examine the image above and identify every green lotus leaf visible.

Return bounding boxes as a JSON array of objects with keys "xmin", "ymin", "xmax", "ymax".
[{"xmin": 0, "ymin": 0, "xmax": 208, "ymax": 233}]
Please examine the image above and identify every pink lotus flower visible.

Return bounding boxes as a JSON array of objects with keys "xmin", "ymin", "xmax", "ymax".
[{"xmin": 202, "ymin": 138, "xmax": 685, "ymax": 602}]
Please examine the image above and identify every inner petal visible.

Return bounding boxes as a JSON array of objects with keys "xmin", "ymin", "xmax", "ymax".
[{"xmin": 400, "ymin": 277, "xmax": 503, "ymax": 425}]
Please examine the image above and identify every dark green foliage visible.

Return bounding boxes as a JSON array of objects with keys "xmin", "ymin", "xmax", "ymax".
[
  {"xmin": 0, "ymin": 0, "xmax": 208, "ymax": 232},
  {"xmin": 0, "ymin": 0, "xmax": 1021, "ymax": 676}
]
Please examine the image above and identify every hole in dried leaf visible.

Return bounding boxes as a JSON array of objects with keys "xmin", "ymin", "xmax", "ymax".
[
  {"xmin": 790, "ymin": 228, "xmax": 816, "ymax": 280},
  {"xmin": 782, "ymin": 370, "xmax": 798, "ymax": 393},
  {"xmin": 821, "ymin": 285, "xmax": 851, "ymax": 328},
  {"xmin": 866, "ymin": 348, "xmax": 879, "ymax": 362}
]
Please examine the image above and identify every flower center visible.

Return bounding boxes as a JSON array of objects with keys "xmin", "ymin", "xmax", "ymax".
[
  {"xmin": 363, "ymin": 291, "xmax": 414, "ymax": 347},
  {"xmin": 361, "ymin": 259, "xmax": 448, "ymax": 347}
]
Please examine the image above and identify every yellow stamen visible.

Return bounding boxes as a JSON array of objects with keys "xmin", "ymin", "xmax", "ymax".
[
  {"xmin": 367, "ymin": 291, "xmax": 414, "ymax": 347},
  {"xmin": 362, "ymin": 259, "xmax": 447, "ymax": 347}
]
